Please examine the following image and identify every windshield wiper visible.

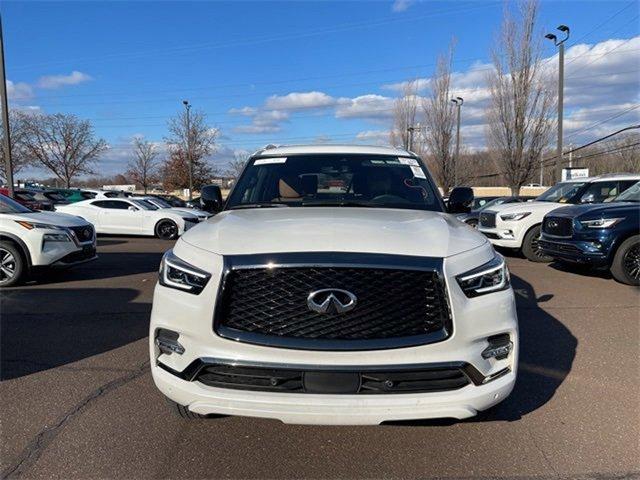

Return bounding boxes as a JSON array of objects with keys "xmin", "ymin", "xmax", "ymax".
[{"xmin": 228, "ymin": 203, "xmax": 289, "ymax": 210}]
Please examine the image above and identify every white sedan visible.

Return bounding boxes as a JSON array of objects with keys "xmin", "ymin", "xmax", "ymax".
[{"xmin": 56, "ymin": 198, "xmax": 199, "ymax": 239}]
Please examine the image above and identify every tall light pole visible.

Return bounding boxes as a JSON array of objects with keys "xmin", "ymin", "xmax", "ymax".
[
  {"xmin": 182, "ymin": 100, "xmax": 193, "ymax": 201},
  {"xmin": 407, "ymin": 124, "xmax": 420, "ymax": 151},
  {"xmin": 0, "ymin": 14, "xmax": 14, "ymax": 197},
  {"xmin": 451, "ymin": 96, "xmax": 463, "ymax": 186},
  {"xmin": 545, "ymin": 24, "xmax": 570, "ymax": 182}
]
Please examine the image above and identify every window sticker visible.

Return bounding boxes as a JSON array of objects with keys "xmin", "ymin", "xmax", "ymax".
[
  {"xmin": 370, "ymin": 160, "xmax": 386, "ymax": 164},
  {"xmin": 398, "ymin": 157, "xmax": 420, "ymax": 166},
  {"xmin": 254, "ymin": 157, "xmax": 287, "ymax": 165},
  {"xmin": 411, "ymin": 166, "xmax": 427, "ymax": 179}
]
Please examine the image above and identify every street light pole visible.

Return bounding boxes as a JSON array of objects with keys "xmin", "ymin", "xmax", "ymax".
[
  {"xmin": 545, "ymin": 24, "xmax": 570, "ymax": 182},
  {"xmin": 0, "ymin": 14, "xmax": 14, "ymax": 197},
  {"xmin": 407, "ymin": 124, "xmax": 420, "ymax": 152},
  {"xmin": 183, "ymin": 100, "xmax": 193, "ymax": 201},
  {"xmin": 451, "ymin": 97, "xmax": 464, "ymax": 187}
]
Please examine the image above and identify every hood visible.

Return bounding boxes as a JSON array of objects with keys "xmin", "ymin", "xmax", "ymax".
[
  {"xmin": 16, "ymin": 210, "xmax": 91, "ymax": 227},
  {"xmin": 180, "ymin": 207, "xmax": 487, "ymax": 258},
  {"xmin": 164, "ymin": 209, "xmax": 199, "ymax": 219},
  {"xmin": 488, "ymin": 200, "xmax": 564, "ymax": 215},
  {"xmin": 546, "ymin": 201, "xmax": 640, "ymax": 219}
]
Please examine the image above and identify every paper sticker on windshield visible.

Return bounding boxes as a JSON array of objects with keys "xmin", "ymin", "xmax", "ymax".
[
  {"xmin": 411, "ymin": 166, "xmax": 426, "ymax": 179},
  {"xmin": 398, "ymin": 157, "xmax": 419, "ymax": 166},
  {"xmin": 254, "ymin": 157, "xmax": 287, "ymax": 165}
]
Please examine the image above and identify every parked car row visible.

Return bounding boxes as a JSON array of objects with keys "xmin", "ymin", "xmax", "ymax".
[
  {"xmin": 0, "ymin": 185, "xmax": 221, "ymax": 286},
  {"xmin": 477, "ymin": 174, "xmax": 640, "ymax": 285}
]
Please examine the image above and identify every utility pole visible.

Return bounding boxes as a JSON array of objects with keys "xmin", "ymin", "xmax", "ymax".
[
  {"xmin": 568, "ymin": 143, "xmax": 573, "ymax": 168},
  {"xmin": 0, "ymin": 14, "xmax": 14, "ymax": 197},
  {"xmin": 183, "ymin": 100, "xmax": 193, "ymax": 201},
  {"xmin": 545, "ymin": 24, "xmax": 570, "ymax": 182},
  {"xmin": 451, "ymin": 97, "xmax": 463, "ymax": 187},
  {"xmin": 539, "ymin": 151, "xmax": 544, "ymax": 186}
]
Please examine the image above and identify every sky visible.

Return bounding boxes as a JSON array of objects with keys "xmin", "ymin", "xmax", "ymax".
[{"xmin": 3, "ymin": 0, "xmax": 640, "ymax": 179}]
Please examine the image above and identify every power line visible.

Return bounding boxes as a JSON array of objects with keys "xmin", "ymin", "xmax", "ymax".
[
  {"xmin": 572, "ymin": 141, "xmax": 640, "ymax": 161},
  {"xmin": 11, "ymin": 2, "xmax": 502, "ymax": 72},
  {"xmin": 567, "ymin": 1, "xmax": 637, "ymax": 47},
  {"xmin": 564, "ymin": 104, "xmax": 640, "ymax": 141}
]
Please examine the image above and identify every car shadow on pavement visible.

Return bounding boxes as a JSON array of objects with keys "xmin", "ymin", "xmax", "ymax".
[
  {"xmin": 0, "ymin": 287, "xmax": 151, "ymax": 380},
  {"xmin": 26, "ymin": 251, "xmax": 164, "ymax": 285},
  {"xmin": 549, "ymin": 260, "xmax": 613, "ymax": 280},
  {"xmin": 387, "ymin": 273, "xmax": 577, "ymax": 426}
]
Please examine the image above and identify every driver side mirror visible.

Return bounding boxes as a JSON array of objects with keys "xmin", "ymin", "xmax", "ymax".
[
  {"xmin": 448, "ymin": 187, "xmax": 474, "ymax": 214},
  {"xmin": 200, "ymin": 185, "xmax": 223, "ymax": 213}
]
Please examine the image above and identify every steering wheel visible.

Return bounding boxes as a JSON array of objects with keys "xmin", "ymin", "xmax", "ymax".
[{"xmin": 371, "ymin": 194, "xmax": 409, "ymax": 203}]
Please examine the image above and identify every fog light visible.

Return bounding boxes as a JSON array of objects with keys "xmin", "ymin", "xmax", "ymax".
[
  {"xmin": 482, "ymin": 334, "xmax": 512, "ymax": 360},
  {"xmin": 155, "ymin": 328, "xmax": 184, "ymax": 355},
  {"xmin": 583, "ymin": 242, "xmax": 602, "ymax": 252}
]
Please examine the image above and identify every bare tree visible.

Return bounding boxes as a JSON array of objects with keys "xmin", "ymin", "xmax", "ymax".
[
  {"xmin": 485, "ymin": 0, "xmax": 554, "ymax": 196},
  {"xmin": 0, "ymin": 110, "xmax": 32, "ymax": 183},
  {"xmin": 22, "ymin": 113, "xmax": 107, "ymax": 188},
  {"xmin": 164, "ymin": 109, "xmax": 218, "ymax": 190},
  {"xmin": 225, "ymin": 151, "xmax": 249, "ymax": 180},
  {"xmin": 390, "ymin": 80, "xmax": 420, "ymax": 150},
  {"xmin": 423, "ymin": 41, "xmax": 458, "ymax": 194},
  {"xmin": 127, "ymin": 137, "xmax": 159, "ymax": 193}
]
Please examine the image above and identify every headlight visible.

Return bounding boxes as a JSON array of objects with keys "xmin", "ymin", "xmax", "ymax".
[
  {"xmin": 499, "ymin": 212, "xmax": 531, "ymax": 221},
  {"xmin": 579, "ymin": 218, "xmax": 624, "ymax": 229},
  {"xmin": 159, "ymin": 250, "xmax": 211, "ymax": 294},
  {"xmin": 456, "ymin": 253, "xmax": 510, "ymax": 297},
  {"xmin": 43, "ymin": 233, "xmax": 71, "ymax": 242},
  {"xmin": 15, "ymin": 220, "xmax": 65, "ymax": 230}
]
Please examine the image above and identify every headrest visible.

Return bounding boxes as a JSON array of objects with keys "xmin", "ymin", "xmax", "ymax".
[{"xmin": 300, "ymin": 175, "xmax": 318, "ymax": 195}]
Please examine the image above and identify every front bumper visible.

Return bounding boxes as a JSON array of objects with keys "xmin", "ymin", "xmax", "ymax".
[
  {"xmin": 538, "ymin": 237, "xmax": 609, "ymax": 266},
  {"xmin": 151, "ymin": 359, "xmax": 516, "ymax": 425},
  {"xmin": 478, "ymin": 227, "xmax": 521, "ymax": 248},
  {"xmin": 149, "ymin": 244, "xmax": 519, "ymax": 424}
]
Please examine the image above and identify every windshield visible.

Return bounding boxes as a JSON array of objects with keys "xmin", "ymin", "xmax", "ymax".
[
  {"xmin": 614, "ymin": 181, "xmax": 640, "ymax": 202},
  {"xmin": 226, "ymin": 154, "xmax": 442, "ymax": 211},
  {"xmin": 536, "ymin": 182, "xmax": 586, "ymax": 203},
  {"xmin": 0, "ymin": 194, "xmax": 33, "ymax": 213},
  {"xmin": 150, "ymin": 198, "xmax": 172, "ymax": 208},
  {"xmin": 44, "ymin": 192, "xmax": 67, "ymax": 202},
  {"xmin": 475, "ymin": 197, "xmax": 507, "ymax": 211},
  {"xmin": 132, "ymin": 199, "xmax": 158, "ymax": 210}
]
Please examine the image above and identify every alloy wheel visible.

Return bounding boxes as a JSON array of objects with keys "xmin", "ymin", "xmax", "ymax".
[
  {"xmin": 0, "ymin": 248, "xmax": 17, "ymax": 284},
  {"xmin": 158, "ymin": 221, "xmax": 178, "ymax": 239},
  {"xmin": 623, "ymin": 243, "xmax": 640, "ymax": 280}
]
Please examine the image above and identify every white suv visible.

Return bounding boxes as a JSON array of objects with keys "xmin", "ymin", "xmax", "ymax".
[
  {"xmin": 479, "ymin": 174, "xmax": 640, "ymax": 262},
  {"xmin": 0, "ymin": 193, "xmax": 97, "ymax": 287},
  {"xmin": 149, "ymin": 145, "xmax": 518, "ymax": 425}
]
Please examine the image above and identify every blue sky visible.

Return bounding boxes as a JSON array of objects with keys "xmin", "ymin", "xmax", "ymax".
[{"xmin": 4, "ymin": 0, "xmax": 639, "ymax": 177}]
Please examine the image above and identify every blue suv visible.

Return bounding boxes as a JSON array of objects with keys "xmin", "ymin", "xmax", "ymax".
[{"xmin": 539, "ymin": 181, "xmax": 640, "ymax": 285}]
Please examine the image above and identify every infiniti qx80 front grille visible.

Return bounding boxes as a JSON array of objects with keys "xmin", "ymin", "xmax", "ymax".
[{"xmin": 214, "ymin": 253, "xmax": 451, "ymax": 350}]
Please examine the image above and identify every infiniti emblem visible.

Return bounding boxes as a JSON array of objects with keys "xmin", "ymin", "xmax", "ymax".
[
  {"xmin": 548, "ymin": 220, "xmax": 558, "ymax": 228},
  {"xmin": 307, "ymin": 289, "xmax": 357, "ymax": 314}
]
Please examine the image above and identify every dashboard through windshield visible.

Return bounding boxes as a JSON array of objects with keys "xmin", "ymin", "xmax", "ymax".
[{"xmin": 225, "ymin": 154, "xmax": 443, "ymax": 212}]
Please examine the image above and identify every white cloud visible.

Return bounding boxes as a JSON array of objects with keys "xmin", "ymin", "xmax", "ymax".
[
  {"xmin": 6, "ymin": 80, "xmax": 33, "ymax": 101},
  {"xmin": 264, "ymin": 91, "xmax": 337, "ymax": 110},
  {"xmin": 335, "ymin": 94, "xmax": 395, "ymax": 119},
  {"xmin": 391, "ymin": 0, "xmax": 414, "ymax": 13},
  {"xmin": 37, "ymin": 70, "xmax": 92, "ymax": 89}
]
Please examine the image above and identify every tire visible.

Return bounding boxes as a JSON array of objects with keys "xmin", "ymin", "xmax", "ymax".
[
  {"xmin": 0, "ymin": 241, "xmax": 25, "ymax": 287},
  {"xmin": 610, "ymin": 235, "xmax": 640, "ymax": 286},
  {"xmin": 522, "ymin": 225, "xmax": 553, "ymax": 263},
  {"xmin": 165, "ymin": 399, "xmax": 206, "ymax": 419},
  {"xmin": 155, "ymin": 219, "xmax": 179, "ymax": 240}
]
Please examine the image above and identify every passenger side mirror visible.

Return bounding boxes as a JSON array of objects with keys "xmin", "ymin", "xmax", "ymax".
[
  {"xmin": 447, "ymin": 187, "xmax": 474, "ymax": 214},
  {"xmin": 200, "ymin": 185, "xmax": 223, "ymax": 213},
  {"xmin": 127, "ymin": 206, "xmax": 137, "ymax": 212}
]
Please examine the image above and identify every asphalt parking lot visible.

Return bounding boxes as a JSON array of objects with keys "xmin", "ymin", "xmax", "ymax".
[{"xmin": 1, "ymin": 236, "xmax": 639, "ymax": 479}]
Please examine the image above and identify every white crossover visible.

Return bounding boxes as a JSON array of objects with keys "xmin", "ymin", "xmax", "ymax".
[
  {"xmin": 149, "ymin": 145, "xmax": 518, "ymax": 425},
  {"xmin": 478, "ymin": 174, "xmax": 640, "ymax": 262},
  {"xmin": 0, "ymin": 193, "xmax": 97, "ymax": 287},
  {"xmin": 56, "ymin": 198, "xmax": 199, "ymax": 239},
  {"xmin": 132, "ymin": 196, "xmax": 211, "ymax": 221}
]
